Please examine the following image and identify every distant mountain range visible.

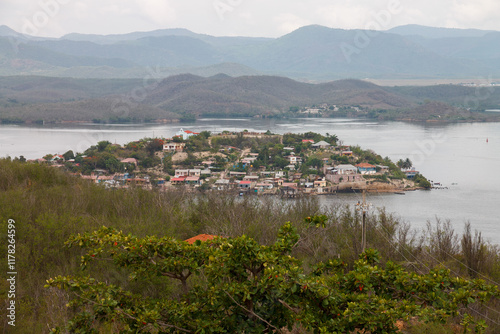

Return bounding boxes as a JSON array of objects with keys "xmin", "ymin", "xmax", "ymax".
[
  {"xmin": 1, "ymin": 24, "xmax": 500, "ymax": 80},
  {"xmin": 1, "ymin": 74, "xmax": 499, "ymax": 123}
]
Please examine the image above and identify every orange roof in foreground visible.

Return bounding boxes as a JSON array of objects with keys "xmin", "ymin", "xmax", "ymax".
[{"xmin": 184, "ymin": 234, "xmax": 217, "ymax": 244}]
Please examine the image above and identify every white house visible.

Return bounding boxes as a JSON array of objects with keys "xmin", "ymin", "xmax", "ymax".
[
  {"xmin": 163, "ymin": 142, "xmax": 185, "ymax": 152},
  {"xmin": 176, "ymin": 128, "xmax": 199, "ymax": 140},
  {"xmin": 336, "ymin": 164, "xmax": 358, "ymax": 175}
]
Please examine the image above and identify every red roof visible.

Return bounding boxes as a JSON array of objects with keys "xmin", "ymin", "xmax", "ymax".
[
  {"xmin": 302, "ymin": 139, "xmax": 314, "ymax": 143},
  {"xmin": 239, "ymin": 180, "xmax": 252, "ymax": 185},
  {"xmin": 171, "ymin": 177, "xmax": 186, "ymax": 182},
  {"xmin": 356, "ymin": 163, "xmax": 376, "ymax": 168},
  {"xmin": 184, "ymin": 234, "xmax": 216, "ymax": 244}
]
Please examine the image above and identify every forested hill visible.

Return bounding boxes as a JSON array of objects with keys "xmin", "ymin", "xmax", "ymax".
[
  {"xmin": 1, "ymin": 74, "xmax": 499, "ymax": 123},
  {"xmin": 2, "ymin": 24, "xmax": 500, "ymax": 80},
  {"xmin": 0, "ymin": 75, "xmax": 408, "ymax": 122}
]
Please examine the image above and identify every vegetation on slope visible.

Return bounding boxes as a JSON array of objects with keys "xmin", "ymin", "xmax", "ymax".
[{"xmin": 0, "ymin": 159, "xmax": 499, "ymax": 333}]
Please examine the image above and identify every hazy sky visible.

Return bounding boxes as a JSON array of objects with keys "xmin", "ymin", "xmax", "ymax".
[{"xmin": 1, "ymin": 0, "xmax": 500, "ymax": 38}]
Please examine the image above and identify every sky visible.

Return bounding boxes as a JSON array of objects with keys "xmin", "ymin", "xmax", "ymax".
[{"xmin": 1, "ymin": 0, "xmax": 500, "ymax": 38}]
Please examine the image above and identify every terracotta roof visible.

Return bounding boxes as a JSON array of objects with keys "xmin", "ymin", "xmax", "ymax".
[
  {"xmin": 239, "ymin": 180, "xmax": 252, "ymax": 184},
  {"xmin": 184, "ymin": 234, "xmax": 216, "ymax": 244},
  {"xmin": 356, "ymin": 163, "xmax": 376, "ymax": 168}
]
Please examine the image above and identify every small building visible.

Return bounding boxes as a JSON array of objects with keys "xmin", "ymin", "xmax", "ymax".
[
  {"xmin": 312, "ymin": 141, "xmax": 331, "ymax": 149},
  {"xmin": 336, "ymin": 164, "xmax": 358, "ymax": 175},
  {"xmin": 230, "ymin": 171, "xmax": 247, "ymax": 177},
  {"xmin": 185, "ymin": 176, "xmax": 201, "ymax": 185},
  {"xmin": 81, "ymin": 173, "xmax": 98, "ymax": 183},
  {"xmin": 51, "ymin": 155, "xmax": 65, "ymax": 162},
  {"xmin": 175, "ymin": 169, "xmax": 190, "ymax": 177},
  {"xmin": 302, "ymin": 139, "xmax": 314, "ymax": 144},
  {"xmin": 238, "ymin": 180, "xmax": 252, "ymax": 189},
  {"xmin": 171, "ymin": 176, "xmax": 187, "ymax": 185},
  {"xmin": 176, "ymin": 128, "xmax": 199, "ymax": 140},
  {"xmin": 243, "ymin": 175, "xmax": 259, "ymax": 181},
  {"xmin": 342, "ymin": 151, "xmax": 353, "ymax": 157},
  {"xmin": 403, "ymin": 168, "xmax": 419, "ymax": 179},
  {"xmin": 121, "ymin": 158, "xmax": 138, "ymax": 166},
  {"xmin": 214, "ymin": 179, "xmax": 230, "ymax": 190},
  {"xmin": 288, "ymin": 155, "xmax": 302, "ymax": 164},
  {"xmin": 163, "ymin": 142, "xmax": 185, "ymax": 152},
  {"xmin": 256, "ymin": 183, "xmax": 273, "ymax": 191},
  {"xmin": 188, "ymin": 169, "xmax": 201, "ymax": 177},
  {"xmin": 200, "ymin": 169, "xmax": 212, "ymax": 176},
  {"xmin": 314, "ymin": 180, "xmax": 327, "ymax": 188},
  {"xmin": 377, "ymin": 165, "xmax": 390, "ymax": 173},
  {"xmin": 356, "ymin": 163, "xmax": 376, "ymax": 175}
]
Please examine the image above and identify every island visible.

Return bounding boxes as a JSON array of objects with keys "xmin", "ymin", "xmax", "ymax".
[{"xmin": 27, "ymin": 129, "xmax": 431, "ymax": 194}]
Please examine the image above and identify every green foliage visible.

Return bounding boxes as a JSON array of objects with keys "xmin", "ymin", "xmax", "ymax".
[
  {"xmin": 48, "ymin": 222, "xmax": 498, "ymax": 333},
  {"xmin": 330, "ymin": 154, "xmax": 349, "ymax": 164},
  {"xmin": 1, "ymin": 160, "xmax": 500, "ymax": 333},
  {"xmin": 62, "ymin": 150, "xmax": 75, "ymax": 161},
  {"xmin": 145, "ymin": 138, "xmax": 164, "ymax": 155},
  {"xmin": 414, "ymin": 173, "xmax": 432, "ymax": 189}
]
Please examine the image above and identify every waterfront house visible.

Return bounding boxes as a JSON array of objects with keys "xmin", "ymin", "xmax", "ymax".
[
  {"xmin": 403, "ymin": 168, "xmax": 419, "ymax": 179},
  {"xmin": 336, "ymin": 164, "xmax": 358, "ymax": 175},
  {"xmin": 356, "ymin": 163, "xmax": 376, "ymax": 175},
  {"xmin": 314, "ymin": 180, "xmax": 327, "ymax": 188}
]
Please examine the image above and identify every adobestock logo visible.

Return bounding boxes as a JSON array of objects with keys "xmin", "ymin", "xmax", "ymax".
[
  {"xmin": 21, "ymin": 0, "xmax": 69, "ymax": 37},
  {"xmin": 213, "ymin": 0, "xmax": 244, "ymax": 20},
  {"xmin": 409, "ymin": 132, "xmax": 448, "ymax": 166},
  {"xmin": 340, "ymin": 0, "xmax": 402, "ymax": 64}
]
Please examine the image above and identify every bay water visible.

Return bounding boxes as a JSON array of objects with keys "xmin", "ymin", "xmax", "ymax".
[{"xmin": 1, "ymin": 118, "xmax": 499, "ymax": 244}]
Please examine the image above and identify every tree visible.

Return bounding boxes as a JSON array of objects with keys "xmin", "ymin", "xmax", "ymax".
[
  {"xmin": 97, "ymin": 140, "xmax": 112, "ymax": 152},
  {"xmin": 146, "ymin": 138, "xmax": 164, "ymax": 155},
  {"xmin": 47, "ymin": 219, "xmax": 498, "ymax": 333},
  {"xmin": 62, "ymin": 150, "xmax": 75, "ymax": 161},
  {"xmin": 403, "ymin": 158, "xmax": 413, "ymax": 169}
]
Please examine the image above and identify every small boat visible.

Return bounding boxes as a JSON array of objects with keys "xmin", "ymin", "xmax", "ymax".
[{"xmin": 394, "ymin": 191, "xmax": 405, "ymax": 195}]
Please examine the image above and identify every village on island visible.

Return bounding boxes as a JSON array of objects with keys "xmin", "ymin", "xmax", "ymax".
[{"xmin": 29, "ymin": 128, "xmax": 432, "ymax": 195}]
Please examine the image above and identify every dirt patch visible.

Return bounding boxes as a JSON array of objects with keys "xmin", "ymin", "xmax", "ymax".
[{"xmin": 171, "ymin": 152, "xmax": 188, "ymax": 162}]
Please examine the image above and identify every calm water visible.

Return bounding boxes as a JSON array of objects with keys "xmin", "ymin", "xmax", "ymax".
[{"xmin": 1, "ymin": 118, "xmax": 499, "ymax": 244}]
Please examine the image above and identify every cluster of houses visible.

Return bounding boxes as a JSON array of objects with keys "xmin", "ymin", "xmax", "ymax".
[{"xmin": 35, "ymin": 128, "xmax": 420, "ymax": 193}]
